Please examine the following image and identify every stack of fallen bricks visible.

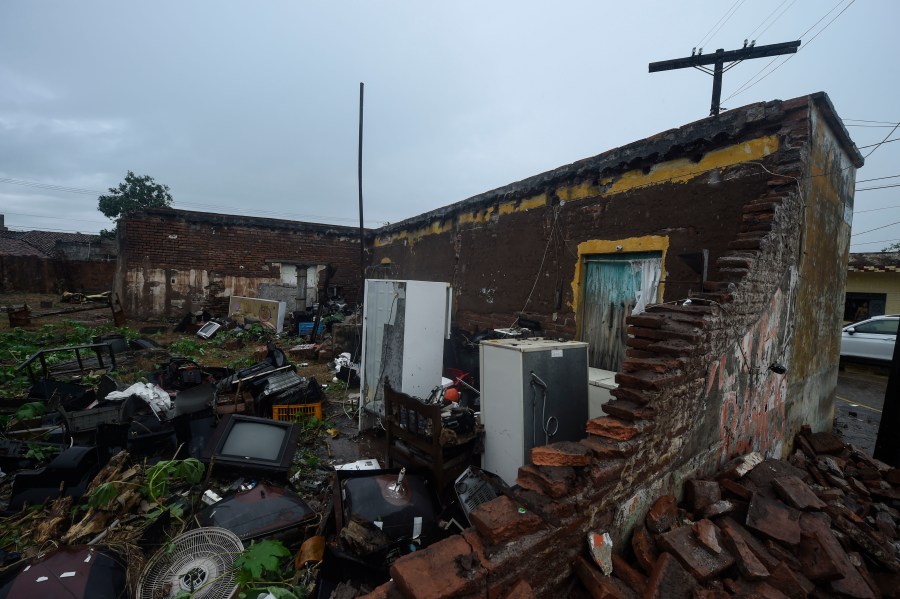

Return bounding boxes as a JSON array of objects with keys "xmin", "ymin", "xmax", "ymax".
[{"xmin": 574, "ymin": 427, "xmax": 900, "ymax": 599}]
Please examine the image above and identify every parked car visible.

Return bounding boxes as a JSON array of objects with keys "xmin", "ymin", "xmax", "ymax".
[{"xmin": 840, "ymin": 315, "xmax": 898, "ymax": 363}]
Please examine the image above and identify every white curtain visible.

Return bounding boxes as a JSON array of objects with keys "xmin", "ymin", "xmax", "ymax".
[{"xmin": 631, "ymin": 258, "xmax": 662, "ymax": 316}]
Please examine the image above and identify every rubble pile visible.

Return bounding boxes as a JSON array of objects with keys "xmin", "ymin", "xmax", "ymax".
[{"xmin": 574, "ymin": 427, "xmax": 900, "ymax": 599}]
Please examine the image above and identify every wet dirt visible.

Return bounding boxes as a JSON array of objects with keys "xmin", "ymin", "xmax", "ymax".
[{"xmin": 833, "ymin": 362, "xmax": 887, "ymax": 455}]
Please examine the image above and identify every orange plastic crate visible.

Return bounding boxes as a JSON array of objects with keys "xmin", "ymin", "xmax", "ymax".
[{"xmin": 272, "ymin": 402, "xmax": 323, "ymax": 421}]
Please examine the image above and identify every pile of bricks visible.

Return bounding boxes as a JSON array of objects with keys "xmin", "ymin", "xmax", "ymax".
[{"xmin": 574, "ymin": 427, "xmax": 900, "ymax": 598}]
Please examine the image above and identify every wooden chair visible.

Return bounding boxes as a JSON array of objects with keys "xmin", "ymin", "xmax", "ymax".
[{"xmin": 382, "ymin": 381, "xmax": 477, "ymax": 493}]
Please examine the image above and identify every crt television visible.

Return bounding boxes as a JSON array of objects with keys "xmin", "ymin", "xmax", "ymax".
[{"xmin": 202, "ymin": 415, "xmax": 300, "ymax": 476}]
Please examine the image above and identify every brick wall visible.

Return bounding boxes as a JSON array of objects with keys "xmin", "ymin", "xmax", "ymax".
[
  {"xmin": 116, "ymin": 208, "xmax": 367, "ymax": 319},
  {"xmin": 361, "ymin": 94, "xmax": 862, "ymax": 598},
  {"xmin": 0, "ymin": 255, "xmax": 116, "ymax": 294}
]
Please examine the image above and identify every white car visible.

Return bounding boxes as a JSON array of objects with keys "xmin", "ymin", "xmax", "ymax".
[{"xmin": 840, "ymin": 315, "xmax": 898, "ymax": 363}]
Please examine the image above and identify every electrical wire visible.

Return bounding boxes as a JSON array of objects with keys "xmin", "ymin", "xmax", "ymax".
[
  {"xmin": 850, "ymin": 238, "xmax": 900, "ymax": 246},
  {"xmin": 856, "ymin": 205, "xmax": 900, "ymax": 214},
  {"xmin": 856, "ymin": 183, "xmax": 900, "ymax": 192},
  {"xmin": 863, "ymin": 122, "xmax": 900, "ymax": 159},
  {"xmin": 857, "ymin": 137, "xmax": 900, "ymax": 150},
  {"xmin": 1, "ymin": 211, "xmax": 109, "ymax": 224},
  {"xmin": 703, "ymin": 0, "xmax": 747, "ymax": 50},
  {"xmin": 754, "ymin": 0, "xmax": 798, "ymax": 41},
  {"xmin": 510, "ymin": 208, "xmax": 560, "ymax": 328},
  {"xmin": 746, "ymin": 0, "xmax": 791, "ymax": 40},
  {"xmin": 857, "ymin": 174, "xmax": 900, "ymax": 184},
  {"xmin": 721, "ymin": 0, "xmax": 856, "ymax": 104},
  {"xmin": 696, "ymin": 0, "xmax": 743, "ymax": 49},
  {"xmin": 851, "ymin": 221, "xmax": 900, "ymax": 237},
  {"xmin": 844, "ymin": 119, "xmax": 900, "ymax": 125}
]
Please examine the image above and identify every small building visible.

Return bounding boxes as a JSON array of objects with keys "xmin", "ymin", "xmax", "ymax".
[
  {"xmin": 0, "ymin": 216, "xmax": 117, "ymax": 294},
  {"xmin": 845, "ymin": 251, "xmax": 900, "ymax": 322},
  {"xmin": 114, "ymin": 207, "xmax": 368, "ymax": 319}
]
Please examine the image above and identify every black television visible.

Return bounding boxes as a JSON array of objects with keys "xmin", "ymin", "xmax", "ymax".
[{"xmin": 201, "ymin": 414, "xmax": 300, "ymax": 476}]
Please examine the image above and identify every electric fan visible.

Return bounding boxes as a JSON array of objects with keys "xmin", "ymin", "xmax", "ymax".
[{"xmin": 137, "ymin": 527, "xmax": 244, "ymax": 599}]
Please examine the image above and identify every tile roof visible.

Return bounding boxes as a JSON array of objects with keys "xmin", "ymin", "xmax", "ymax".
[
  {"xmin": 18, "ymin": 230, "xmax": 100, "ymax": 256},
  {"xmin": 0, "ymin": 236, "xmax": 48, "ymax": 257}
]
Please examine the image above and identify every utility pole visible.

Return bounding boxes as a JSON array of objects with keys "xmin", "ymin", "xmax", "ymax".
[{"xmin": 649, "ymin": 40, "xmax": 800, "ymax": 116}]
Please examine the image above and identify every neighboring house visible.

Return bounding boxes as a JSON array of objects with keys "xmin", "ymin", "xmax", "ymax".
[
  {"xmin": 845, "ymin": 251, "xmax": 900, "ymax": 322},
  {"xmin": 0, "ymin": 217, "xmax": 117, "ymax": 293},
  {"xmin": 115, "ymin": 208, "xmax": 368, "ymax": 319}
]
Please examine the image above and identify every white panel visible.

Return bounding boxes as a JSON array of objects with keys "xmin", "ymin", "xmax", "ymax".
[
  {"xmin": 280, "ymin": 264, "xmax": 298, "ymax": 286},
  {"xmin": 400, "ymin": 281, "xmax": 452, "ymax": 400},
  {"xmin": 480, "ymin": 343, "xmax": 525, "ymax": 485}
]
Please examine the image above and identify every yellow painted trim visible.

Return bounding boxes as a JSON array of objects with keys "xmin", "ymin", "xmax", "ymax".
[
  {"xmin": 571, "ymin": 236, "xmax": 670, "ymax": 339},
  {"xmin": 375, "ymin": 192, "xmax": 549, "ymax": 247},
  {"xmin": 375, "ymin": 135, "xmax": 778, "ymax": 247}
]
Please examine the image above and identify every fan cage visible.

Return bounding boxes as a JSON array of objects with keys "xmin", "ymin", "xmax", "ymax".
[{"xmin": 138, "ymin": 527, "xmax": 244, "ymax": 599}]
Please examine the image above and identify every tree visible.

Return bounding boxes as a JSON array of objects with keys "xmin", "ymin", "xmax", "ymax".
[
  {"xmin": 98, "ymin": 171, "xmax": 173, "ymax": 223},
  {"xmin": 882, "ymin": 241, "xmax": 900, "ymax": 253}
]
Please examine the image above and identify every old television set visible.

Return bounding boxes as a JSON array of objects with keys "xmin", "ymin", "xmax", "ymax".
[{"xmin": 202, "ymin": 415, "xmax": 301, "ymax": 476}]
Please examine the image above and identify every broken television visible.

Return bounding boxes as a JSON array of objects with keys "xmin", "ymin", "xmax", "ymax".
[{"xmin": 201, "ymin": 414, "xmax": 300, "ymax": 476}]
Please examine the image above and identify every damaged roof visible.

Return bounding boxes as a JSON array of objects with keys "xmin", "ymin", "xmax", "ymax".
[
  {"xmin": 134, "ymin": 207, "xmax": 373, "ymax": 238},
  {"xmin": 848, "ymin": 251, "xmax": 900, "ymax": 272},
  {"xmin": 377, "ymin": 92, "xmax": 864, "ymax": 237}
]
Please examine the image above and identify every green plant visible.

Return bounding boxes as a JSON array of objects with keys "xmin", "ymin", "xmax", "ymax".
[
  {"xmin": 24, "ymin": 443, "xmax": 60, "ymax": 462},
  {"xmin": 233, "ymin": 539, "xmax": 302, "ymax": 598},
  {"xmin": 170, "ymin": 338, "xmax": 205, "ymax": 358}
]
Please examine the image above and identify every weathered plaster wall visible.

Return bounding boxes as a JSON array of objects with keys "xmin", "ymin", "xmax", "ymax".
[
  {"xmin": 359, "ymin": 94, "xmax": 863, "ymax": 599},
  {"xmin": 116, "ymin": 208, "xmax": 366, "ymax": 319}
]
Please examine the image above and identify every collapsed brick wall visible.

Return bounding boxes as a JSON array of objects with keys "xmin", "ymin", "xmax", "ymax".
[
  {"xmin": 115, "ymin": 208, "xmax": 367, "ymax": 319},
  {"xmin": 361, "ymin": 94, "xmax": 861, "ymax": 599},
  {"xmin": 0, "ymin": 255, "xmax": 116, "ymax": 294}
]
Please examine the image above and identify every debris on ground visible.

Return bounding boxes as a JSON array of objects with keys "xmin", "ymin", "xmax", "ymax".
[{"xmin": 573, "ymin": 427, "xmax": 900, "ymax": 598}]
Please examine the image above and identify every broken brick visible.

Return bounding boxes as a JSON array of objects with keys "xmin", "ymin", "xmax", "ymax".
[
  {"xmin": 631, "ymin": 524, "xmax": 658, "ymax": 574},
  {"xmin": 531, "ymin": 441, "xmax": 592, "ymax": 467},
  {"xmin": 745, "ymin": 493, "xmax": 801, "ymax": 545},
  {"xmin": 767, "ymin": 561, "xmax": 815, "ymax": 599},
  {"xmin": 468, "ymin": 495, "xmax": 544, "ymax": 546},
  {"xmin": 686, "ymin": 479, "xmax": 721, "ymax": 514},
  {"xmin": 692, "ymin": 519, "xmax": 722, "ymax": 554},
  {"xmin": 645, "ymin": 495, "xmax": 678, "ymax": 534},
  {"xmin": 717, "ymin": 516, "xmax": 780, "ymax": 570},
  {"xmin": 718, "ymin": 452, "xmax": 763, "ymax": 480},
  {"xmin": 644, "ymin": 552, "xmax": 698, "ymax": 599},
  {"xmin": 515, "ymin": 464, "xmax": 576, "ymax": 499},
  {"xmin": 804, "ymin": 430, "xmax": 846, "ymax": 455},
  {"xmin": 601, "ymin": 399, "xmax": 657, "ymax": 421},
  {"xmin": 719, "ymin": 478, "xmax": 753, "ymax": 501},
  {"xmin": 657, "ymin": 525, "xmax": 735, "ymax": 582},
  {"xmin": 581, "ymin": 435, "xmax": 639, "ymax": 459},
  {"xmin": 724, "ymin": 579, "xmax": 790, "ymax": 599},
  {"xmin": 698, "ymin": 499, "xmax": 734, "ymax": 519},
  {"xmin": 744, "ymin": 458, "xmax": 810, "ymax": 490},
  {"xmin": 801, "ymin": 512, "xmax": 876, "ymax": 598},
  {"xmin": 589, "ymin": 459, "xmax": 625, "ymax": 488},
  {"xmin": 717, "ymin": 518, "xmax": 769, "ymax": 580},
  {"xmin": 573, "ymin": 555, "xmax": 637, "ymax": 599},
  {"xmin": 611, "ymin": 554, "xmax": 647, "ymax": 596},
  {"xmin": 585, "ymin": 417, "xmax": 648, "ymax": 441},
  {"xmin": 772, "ymin": 475, "xmax": 826, "ymax": 510},
  {"xmin": 390, "ymin": 534, "xmax": 486, "ymax": 599},
  {"xmin": 499, "ymin": 579, "xmax": 535, "ymax": 599}
]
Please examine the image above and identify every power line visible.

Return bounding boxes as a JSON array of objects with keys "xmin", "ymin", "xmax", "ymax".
[
  {"xmin": 721, "ymin": 0, "xmax": 856, "ymax": 103},
  {"xmin": 2, "ymin": 211, "xmax": 108, "ymax": 224},
  {"xmin": 852, "ymin": 220, "xmax": 900, "ymax": 237},
  {"xmin": 857, "ymin": 174, "xmax": 900, "ymax": 184},
  {"xmin": 696, "ymin": 0, "xmax": 743, "ymax": 49},
  {"xmin": 0, "ymin": 177, "xmax": 104, "ymax": 195},
  {"xmin": 845, "ymin": 119, "xmax": 900, "ymax": 125},
  {"xmin": 856, "ymin": 205, "xmax": 900, "ymax": 214},
  {"xmin": 747, "ymin": 0, "xmax": 791, "ymax": 40},
  {"xmin": 857, "ymin": 138, "xmax": 900, "ymax": 150},
  {"xmin": 755, "ymin": 0, "xmax": 798, "ymax": 41},
  {"xmin": 703, "ymin": 0, "xmax": 747, "ymax": 49},
  {"xmin": 856, "ymin": 183, "xmax": 900, "ymax": 192},
  {"xmin": 863, "ymin": 122, "xmax": 900, "ymax": 159},
  {"xmin": 845, "ymin": 124, "xmax": 900, "ymax": 128},
  {"xmin": 850, "ymin": 238, "xmax": 900, "ymax": 246}
]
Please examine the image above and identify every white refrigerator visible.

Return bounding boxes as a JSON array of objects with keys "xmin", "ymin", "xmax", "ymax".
[
  {"xmin": 480, "ymin": 338, "xmax": 589, "ymax": 485},
  {"xmin": 359, "ymin": 279, "xmax": 452, "ymax": 430}
]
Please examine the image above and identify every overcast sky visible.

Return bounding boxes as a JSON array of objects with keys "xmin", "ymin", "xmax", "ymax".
[{"xmin": 1, "ymin": 1, "xmax": 897, "ymax": 252}]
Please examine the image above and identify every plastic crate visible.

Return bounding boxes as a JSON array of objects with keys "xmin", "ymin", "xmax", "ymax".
[
  {"xmin": 298, "ymin": 322, "xmax": 325, "ymax": 336},
  {"xmin": 272, "ymin": 402, "xmax": 323, "ymax": 421}
]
